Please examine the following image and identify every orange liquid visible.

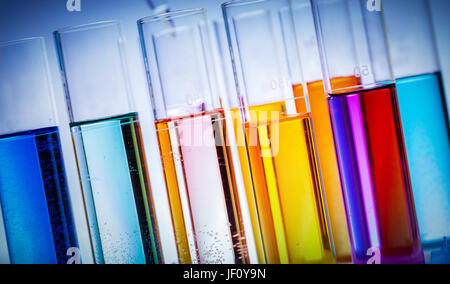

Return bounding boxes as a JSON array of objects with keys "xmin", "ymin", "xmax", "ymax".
[
  {"xmin": 293, "ymin": 76, "xmax": 359, "ymax": 262},
  {"xmin": 156, "ymin": 110, "xmax": 248, "ymax": 264},
  {"xmin": 156, "ymin": 122, "xmax": 192, "ymax": 263},
  {"xmin": 231, "ymin": 100, "xmax": 334, "ymax": 264}
]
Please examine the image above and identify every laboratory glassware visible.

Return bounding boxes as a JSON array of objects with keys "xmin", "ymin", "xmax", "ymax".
[
  {"xmin": 139, "ymin": 9, "xmax": 250, "ymax": 264},
  {"xmin": 223, "ymin": 0, "xmax": 335, "ymax": 264},
  {"xmin": 291, "ymin": 0, "xmax": 352, "ymax": 262},
  {"xmin": 311, "ymin": 0, "xmax": 424, "ymax": 264},
  {"xmin": 383, "ymin": 0, "xmax": 450, "ymax": 263},
  {"xmin": 213, "ymin": 19, "xmax": 267, "ymax": 264},
  {"xmin": 0, "ymin": 37, "xmax": 78, "ymax": 264},
  {"xmin": 54, "ymin": 21, "xmax": 162, "ymax": 264}
]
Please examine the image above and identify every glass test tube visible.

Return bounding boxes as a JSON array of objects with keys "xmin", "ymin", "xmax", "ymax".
[
  {"xmin": 0, "ymin": 38, "xmax": 78, "ymax": 264},
  {"xmin": 311, "ymin": 0, "xmax": 424, "ymax": 264},
  {"xmin": 223, "ymin": 0, "xmax": 334, "ymax": 264},
  {"xmin": 54, "ymin": 22, "xmax": 162, "ymax": 264},
  {"xmin": 139, "ymin": 9, "xmax": 249, "ymax": 264},
  {"xmin": 213, "ymin": 20, "xmax": 266, "ymax": 264},
  {"xmin": 291, "ymin": 0, "xmax": 352, "ymax": 263},
  {"xmin": 383, "ymin": 0, "xmax": 450, "ymax": 262}
]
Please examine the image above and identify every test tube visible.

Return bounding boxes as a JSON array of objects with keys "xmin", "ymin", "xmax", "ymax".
[
  {"xmin": 223, "ymin": 0, "xmax": 334, "ymax": 264},
  {"xmin": 54, "ymin": 22, "xmax": 162, "ymax": 264},
  {"xmin": 383, "ymin": 0, "xmax": 450, "ymax": 263},
  {"xmin": 0, "ymin": 38, "xmax": 78, "ymax": 264},
  {"xmin": 138, "ymin": 9, "xmax": 249, "ymax": 264},
  {"xmin": 213, "ymin": 20, "xmax": 266, "ymax": 264},
  {"xmin": 311, "ymin": 0, "xmax": 424, "ymax": 264},
  {"xmin": 291, "ymin": 0, "xmax": 352, "ymax": 263}
]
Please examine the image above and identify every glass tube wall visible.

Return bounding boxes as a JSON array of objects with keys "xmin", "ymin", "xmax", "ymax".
[
  {"xmin": 139, "ymin": 9, "xmax": 250, "ymax": 264},
  {"xmin": 223, "ymin": 0, "xmax": 334, "ymax": 264},
  {"xmin": 0, "ymin": 38, "xmax": 78, "ymax": 264},
  {"xmin": 213, "ymin": 19, "xmax": 266, "ymax": 264},
  {"xmin": 54, "ymin": 21, "xmax": 162, "ymax": 264},
  {"xmin": 291, "ymin": 0, "xmax": 352, "ymax": 263},
  {"xmin": 312, "ymin": 0, "xmax": 424, "ymax": 264},
  {"xmin": 383, "ymin": 0, "xmax": 450, "ymax": 263}
]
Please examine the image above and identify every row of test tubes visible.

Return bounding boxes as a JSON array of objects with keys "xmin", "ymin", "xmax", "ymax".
[{"xmin": 0, "ymin": 0, "xmax": 448, "ymax": 264}]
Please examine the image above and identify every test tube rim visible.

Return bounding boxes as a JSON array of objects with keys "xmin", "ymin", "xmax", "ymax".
[
  {"xmin": 54, "ymin": 20, "xmax": 121, "ymax": 36},
  {"xmin": 0, "ymin": 37, "xmax": 46, "ymax": 48},
  {"xmin": 138, "ymin": 8, "xmax": 206, "ymax": 25},
  {"xmin": 221, "ymin": 0, "xmax": 276, "ymax": 9}
]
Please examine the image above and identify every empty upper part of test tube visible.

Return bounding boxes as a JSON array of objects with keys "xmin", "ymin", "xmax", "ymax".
[
  {"xmin": 222, "ymin": 0, "xmax": 307, "ymax": 114},
  {"xmin": 54, "ymin": 21, "xmax": 134, "ymax": 123},
  {"xmin": 138, "ymin": 8, "xmax": 220, "ymax": 121},
  {"xmin": 0, "ymin": 38, "xmax": 57, "ymax": 134},
  {"xmin": 311, "ymin": 0, "xmax": 394, "ymax": 93},
  {"xmin": 383, "ymin": 0, "xmax": 440, "ymax": 78},
  {"xmin": 292, "ymin": 0, "xmax": 323, "ymax": 83},
  {"xmin": 213, "ymin": 20, "xmax": 239, "ymax": 109}
]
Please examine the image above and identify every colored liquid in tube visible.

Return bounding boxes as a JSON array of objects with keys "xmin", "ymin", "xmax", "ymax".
[
  {"xmin": 294, "ymin": 77, "xmax": 358, "ymax": 263},
  {"xmin": 328, "ymin": 84, "xmax": 424, "ymax": 264},
  {"xmin": 232, "ymin": 99, "xmax": 334, "ymax": 264},
  {"xmin": 156, "ymin": 109, "xmax": 248, "ymax": 264},
  {"xmin": 0, "ymin": 127, "xmax": 78, "ymax": 264},
  {"xmin": 229, "ymin": 109, "xmax": 266, "ymax": 264},
  {"xmin": 71, "ymin": 113, "xmax": 161, "ymax": 264},
  {"xmin": 396, "ymin": 72, "xmax": 450, "ymax": 250}
]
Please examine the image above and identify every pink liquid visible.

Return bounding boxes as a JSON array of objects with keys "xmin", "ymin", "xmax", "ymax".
[{"xmin": 156, "ymin": 109, "xmax": 248, "ymax": 264}]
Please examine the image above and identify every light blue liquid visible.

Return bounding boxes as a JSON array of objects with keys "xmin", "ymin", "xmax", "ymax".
[
  {"xmin": 396, "ymin": 73, "xmax": 450, "ymax": 253},
  {"xmin": 71, "ymin": 113, "xmax": 161, "ymax": 264},
  {"xmin": 0, "ymin": 127, "xmax": 78, "ymax": 264}
]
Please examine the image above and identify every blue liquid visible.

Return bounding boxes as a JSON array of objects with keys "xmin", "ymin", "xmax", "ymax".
[
  {"xmin": 430, "ymin": 238, "xmax": 449, "ymax": 264},
  {"xmin": 71, "ymin": 113, "xmax": 161, "ymax": 264},
  {"xmin": 396, "ymin": 73, "xmax": 450, "ymax": 251},
  {"xmin": 0, "ymin": 127, "xmax": 78, "ymax": 264}
]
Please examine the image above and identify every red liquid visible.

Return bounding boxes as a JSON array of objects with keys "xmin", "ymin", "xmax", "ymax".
[{"xmin": 329, "ymin": 84, "xmax": 424, "ymax": 264}]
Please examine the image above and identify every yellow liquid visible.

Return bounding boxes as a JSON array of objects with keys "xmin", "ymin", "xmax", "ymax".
[
  {"xmin": 294, "ymin": 77, "xmax": 359, "ymax": 262},
  {"xmin": 232, "ymin": 101, "xmax": 334, "ymax": 264}
]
